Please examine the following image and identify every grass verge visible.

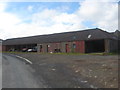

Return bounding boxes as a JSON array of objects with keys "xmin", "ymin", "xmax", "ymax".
[{"xmin": 2, "ymin": 51, "xmax": 119, "ymax": 56}]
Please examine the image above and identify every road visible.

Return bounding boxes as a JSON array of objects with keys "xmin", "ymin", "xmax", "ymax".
[
  {"xmin": 2, "ymin": 53, "xmax": 93, "ymax": 88},
  {"xmin": 2, "ymin": 54, "xmax": 46, "ymax": 88}
]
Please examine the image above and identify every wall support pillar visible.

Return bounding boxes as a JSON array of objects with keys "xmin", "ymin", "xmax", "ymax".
[{"xmin": 104, "ymin": 39, "xmax": 110, "ymax": 53}]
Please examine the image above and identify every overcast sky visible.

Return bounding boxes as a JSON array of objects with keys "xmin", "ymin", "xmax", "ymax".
[{"xmin": 0, "ymin": 0, "xmax": 118, "ymax": 40}]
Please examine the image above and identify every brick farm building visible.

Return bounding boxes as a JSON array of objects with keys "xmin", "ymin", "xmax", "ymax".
[{"xmin": 2, "ymin": 28, "xmax": 120, "ymax": 53}]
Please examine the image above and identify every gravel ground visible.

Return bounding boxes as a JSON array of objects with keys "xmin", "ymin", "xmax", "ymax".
[{"xmin": 10, "ymin": 53, "xmax": 118, "ymax": 88}]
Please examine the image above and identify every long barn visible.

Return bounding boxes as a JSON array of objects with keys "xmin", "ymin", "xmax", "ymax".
[{"xmin": 2, "ymin": 28, "xmax": 119, "ymax": 53}]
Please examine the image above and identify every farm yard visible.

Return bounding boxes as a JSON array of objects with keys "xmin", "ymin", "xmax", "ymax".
[{"xmin": 8, "ymin": 53, "xmax": 118, "ymax": 88}]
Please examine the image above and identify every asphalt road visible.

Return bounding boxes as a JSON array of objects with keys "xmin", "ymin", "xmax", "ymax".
[
  {"xmin": 2, "ymin": 54, "xmax": 46, "ymax": 88},
  {"xmin": 2, "ymin": 53, "xmax": 93, "ymax": 88}
]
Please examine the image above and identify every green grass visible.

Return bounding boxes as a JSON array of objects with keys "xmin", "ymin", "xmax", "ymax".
[
  {"xmin": 50, "ymin": 52, "xmax": 86, "ymax": 55},
  {"xmin": 50, "ymin": 52, "xmax": 118, "ymax": 55},
  {"xmin": 2, "ymin": 51, "xmax": 119, "ymax": 56}
]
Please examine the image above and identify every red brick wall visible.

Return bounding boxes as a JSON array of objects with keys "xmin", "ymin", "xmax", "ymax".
[
  {"xmin": 75, "ymin": 41, "xmax": 85, "ymax": 53},
  {"xmin": 50, "ymin": 43, "xmax": 61, "ymax": 53},
  {"xmin": 2, "ymin": 45, "xmax": 6, "ymax": 51}
]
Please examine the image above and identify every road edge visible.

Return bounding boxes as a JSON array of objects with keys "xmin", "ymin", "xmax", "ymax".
[{"xmin": 15, "ymin": 55, "xmax": 33, "ymax": 64}]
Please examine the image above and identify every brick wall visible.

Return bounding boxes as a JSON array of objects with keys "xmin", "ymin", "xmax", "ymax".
[{"xmin": 37, "ymin": 41, "xmax": 85, "ymax": 53}]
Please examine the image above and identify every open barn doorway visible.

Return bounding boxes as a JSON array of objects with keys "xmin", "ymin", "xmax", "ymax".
[{"xmin": 85, "ymin": 39, "xmax": 105, "ymax": 53}]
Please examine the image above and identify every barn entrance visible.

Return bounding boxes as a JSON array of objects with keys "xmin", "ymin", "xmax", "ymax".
[
  {"xmin": 65, "ymin": 44, "xmax": 69, "ymax": 53},
  {"xmin": 7, "ymin": 44, "xmax": 37, "ymax": 52},
  {"xmin": 85, "ymin": 39, "xmax": 105, "ymax": 53},
  {"xmin": 40, "ymin": 45, "xmax": 42, "ymax": 52}
]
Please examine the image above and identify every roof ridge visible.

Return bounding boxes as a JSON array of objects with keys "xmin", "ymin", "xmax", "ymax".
[
  {"xmin": 5, "ymin": 28, "xmax": 101, "ymax": 40},
  {"xmin": 3, "ymin": 28, "xmax": 117, "ymax": 45}
]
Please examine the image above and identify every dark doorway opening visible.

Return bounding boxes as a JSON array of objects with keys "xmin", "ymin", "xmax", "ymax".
[
  {"xmin": 40, "ymin": 45, "xmax": 42, "ymax": 52},
  {"xmin": 47, "ymin": 45, "xmax": 49, "ymax": 52},
  {"xmin": 54, "ymin": 49, "xmax": 61, "ymax": 53},
  {"xmin": 65, "ymin": 44, "xmax": 69, "ymax": 53},
  {"xmin": 85, "ymin": 39, "xmax": 105, "ymax": 53}
]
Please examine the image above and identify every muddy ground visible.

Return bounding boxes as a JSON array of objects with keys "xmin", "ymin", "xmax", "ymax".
[{"xmin": 10, "ymin": 53, "xmax": 118, "ymax": 88}]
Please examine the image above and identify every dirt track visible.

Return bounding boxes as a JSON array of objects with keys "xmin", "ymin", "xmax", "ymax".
[{"xmin": 10, "ymin": 53, "xmax": 118, "ymax": 88}]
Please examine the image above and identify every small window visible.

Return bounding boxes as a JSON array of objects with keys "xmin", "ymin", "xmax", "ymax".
[
  {"xmin": 73, "ymin": 36, "xmax": 76, "ymax": 39},
  {"xmin": 48, "ymin": 45, "xmax": 50, "ymax": 47},
  {"xmin": 40, "ymin": 45, "xmax": 42, "ymax": 49},
  {"xmin": 88, "ymin": 34, "xmax": 91, "ymax": 38},
  {"xmin": 73, "ymin": 44, "xmax": 76, "ymax": 48}
]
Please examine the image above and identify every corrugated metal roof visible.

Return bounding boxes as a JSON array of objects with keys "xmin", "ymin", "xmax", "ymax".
[{"xmin": 3, "ymin": 28, "xmax": 118, "ymax": 45}]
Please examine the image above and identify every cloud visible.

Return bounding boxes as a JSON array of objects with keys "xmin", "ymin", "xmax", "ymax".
[
  {"xmin": 0, "ymin": 3, "xmax": 6, "ymax": 12},
  {"xmin": 27, "ymin": 5, "xmax": 33, "ymax": 12},
  {"xmin": 31, "ymin": 8, "xmax": 84, "ymax": 28},
  {"xmin": 8, "ymin": 8, "xmax": 85, "ymax": 39},
  {"xmin": 0, "ymin": 1, "xmax": 118, "ymax": 40},
  {"xmin": 31, "ymin": 9, "xmax": 58, "ymax": 26},
  {"xmin": 0, "ymin": 3, "xmax": 21, "ymax": 39},
  {"xmin": 77, "ymin": 0, "xmax": 118, "ymax": 31}
]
